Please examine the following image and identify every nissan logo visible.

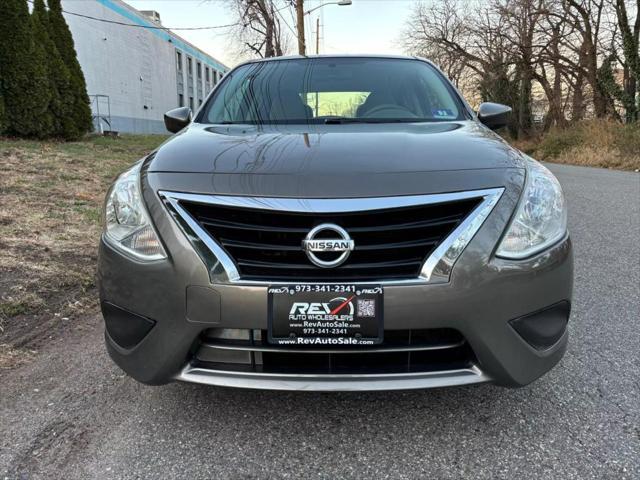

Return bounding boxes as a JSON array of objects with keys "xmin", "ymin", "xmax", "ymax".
[{"xmin": 302, "ymin": 223, "xmax": 355, "ymax": 268}]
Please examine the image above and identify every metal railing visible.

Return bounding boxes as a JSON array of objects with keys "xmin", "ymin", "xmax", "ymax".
[{"xmin": 90, "ymin": 94, "xmax": 113, "ymax": 134}]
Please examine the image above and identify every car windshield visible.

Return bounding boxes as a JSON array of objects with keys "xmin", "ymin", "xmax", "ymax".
[{"xmin": 202, "ymin": 58, "xmax": 465, "ymax": 125}]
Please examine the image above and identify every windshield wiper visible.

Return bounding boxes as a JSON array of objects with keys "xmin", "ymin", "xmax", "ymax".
[{"xmin": 323, "ymin": 117, "xmax": 419, "ymax": 124}]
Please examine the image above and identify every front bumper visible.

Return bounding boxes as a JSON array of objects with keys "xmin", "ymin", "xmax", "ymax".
[
  {"xmin": 98, "ymin": 170, "xmax": 573, "ymax": 390},
  {"xmin": 176, "ymin": 366, "xmax": 490, "ymax": 392}
]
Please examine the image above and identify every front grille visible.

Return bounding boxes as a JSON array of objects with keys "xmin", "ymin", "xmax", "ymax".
[
  {"xmin": 194, "ymin": 328, "xmax": 476, "ymax": 375},
  {"xmin": 179, "ymin": 197, "xmax": 480, "ymax": 281}
]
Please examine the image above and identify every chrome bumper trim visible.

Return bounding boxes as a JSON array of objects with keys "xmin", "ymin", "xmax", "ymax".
[
  {"xmin": 176, "ymin": 364, "xmax": 490, "ymax": 391},
  {"xmin": 199, "ymin": 340, "xmax": 466, "ymax": 354}
]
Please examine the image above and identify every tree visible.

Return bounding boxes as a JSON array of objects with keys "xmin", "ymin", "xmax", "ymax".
[
  {"xmin": 493, "ymin": 0, "xmax": 549, "ymax": 136},
  {"xmin": 403, "ymin": 0, "xmax": 525, "ymax": 136},
  {"xmin": 47, "ymin": 0, "xmax": 93, "ymax": 138},
  {"xmin": 611, "ymin": 0, "xmax": 639, "ymax": 122},
  {"xmin": 32, "ymin": 0, "xmax": 77, "ymax": 139},
  {"xmin": 403, "ymin": 0, "xmax": 474, "ymax": 86},
  {"xmin": 534, "ymin": 5, "xmax": 571, "ymax": 128},
  {"xmin": 0, "ymin": 91, "xmax": 5, "ymax": 135},
  {"xmin": 30, "ymin": 0, "xmax": 57, "ymax": 137},
  {"xmin": 224, "ymin": 0, "xmax": 291, "ymax": 59},
  {"xmin": 403, "ymin": 0, "xmax": 631, "ymax": 133},
  {"xmin": 0, "ymin": 0, "xmax": 52, "ymax": 138},
  {"xmin": 560, "ymin": 0, "xmax": 612, "ymax": 118},
  {"xmin": 0, "ymin": 57, "xmax": 5, "ymax": 134}
]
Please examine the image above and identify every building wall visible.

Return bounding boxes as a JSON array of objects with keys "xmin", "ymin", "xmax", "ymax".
[{"xmin": 62, "ymin": 0, "xmax": 227, "ymax": 134}]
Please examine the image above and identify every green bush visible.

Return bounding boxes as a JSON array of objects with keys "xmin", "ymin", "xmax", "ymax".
[
  {"xmin": 615, "ymin": 123, "xmax": 640, "ymax": 157},
  {"xmin": 536, "ymin": 128, "xmax": 583, "ymax": 159}
]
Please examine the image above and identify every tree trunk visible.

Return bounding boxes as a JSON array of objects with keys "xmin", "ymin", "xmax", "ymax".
[
  {"xmin": 571, "ymin": 73, "xmax": 586, "ymax": 122},
  {"xmin": 518, "ymin": 66, "xmax": 533, "ymax": 137}
]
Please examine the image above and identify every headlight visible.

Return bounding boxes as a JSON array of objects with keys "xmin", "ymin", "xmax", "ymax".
[
  {"xmin": 496, "ymin": 158, "xmax": 567, "ymax": 259},
  {"xmin": 103, "ymin": 162, "xmax": 166, "ymax": 260}
]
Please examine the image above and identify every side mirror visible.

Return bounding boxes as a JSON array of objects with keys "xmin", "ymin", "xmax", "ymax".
[
  {"xmin": 477, "ymin": 102, "xmax": 512, "ymax": 130},
  {"xmin": 164, "ymin": 107, "xmax": 192, "ymax": 133}
]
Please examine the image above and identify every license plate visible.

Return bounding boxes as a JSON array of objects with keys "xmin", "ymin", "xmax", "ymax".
[{"xmin": 268, "ymin": 285, "xmax": 383, "ymax": 346}]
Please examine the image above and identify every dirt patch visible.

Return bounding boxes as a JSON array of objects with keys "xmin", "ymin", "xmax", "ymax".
[
  {"xmin": 0, "ymin": 135, "xmax": 166, "ymax": 368},
  {"xmin": 7, "ymin": 419, "xmax": 92, "ymax": 479}
]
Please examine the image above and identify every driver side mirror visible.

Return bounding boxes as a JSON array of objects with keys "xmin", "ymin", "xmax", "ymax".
[
  {"xmin": 477, "ymin": 103, "xmax": 512, "ymax": 130},
  {"xmin": 164, "ymin": 107, "xmax": 192, "ymax": 133}
]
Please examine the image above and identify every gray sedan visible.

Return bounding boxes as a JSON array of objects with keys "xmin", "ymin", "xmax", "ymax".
[{"xmin": 98, "ymin": 55, "xmax": 572, "ymax": 391}]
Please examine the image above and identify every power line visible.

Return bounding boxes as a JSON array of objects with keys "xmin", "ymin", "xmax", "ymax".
[
  {"xmin": 305, "ymin": 10, "xmax": 314, "ymax": 52},
  {"xmin": 274, "ymin": 3, "xmax": 298, "ymax": 39},
  {"xmin": 287, "ymin": 2, "xmax": 300, "ymax": 37},
  {"xmin": 26, "ymin": 0, "xmax": 239, "ymax": 31}
]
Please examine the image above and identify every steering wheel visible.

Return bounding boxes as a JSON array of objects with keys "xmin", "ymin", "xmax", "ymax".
[{"xmin": 361, "ymin": 104, "xmax": 417, "ymax": 118}]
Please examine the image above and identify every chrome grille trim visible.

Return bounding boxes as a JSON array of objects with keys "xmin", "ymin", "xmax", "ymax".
[
  {"xmin": 160, "ymin": 188, "xmax": 504, "ymax": 285},
  {"xmin": 163, "ymin": 195, "xmax": 242, "ymax": 282}
]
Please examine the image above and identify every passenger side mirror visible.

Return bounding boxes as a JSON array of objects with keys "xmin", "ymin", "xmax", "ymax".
[
  {"xmin": 164, "ymin": 107, "xmax": 192, "ymax": 133},
  {"xmin": 477, "ymin": 103, "xmax": 512, "ymax": 130}
]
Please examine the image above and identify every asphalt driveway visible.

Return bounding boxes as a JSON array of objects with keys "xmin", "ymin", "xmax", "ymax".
[{"xmin": 1, "ymin": 163, "xmax": 638, "ymax": 479}]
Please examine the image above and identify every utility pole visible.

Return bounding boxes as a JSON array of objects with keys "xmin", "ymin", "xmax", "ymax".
[
  {"xmin": 316, "ymin": 17, "xmax": 320, "ymax": 54},
  {"xmin": 295, "ymin": 0, "xmax": 306, "ymax": 55}
]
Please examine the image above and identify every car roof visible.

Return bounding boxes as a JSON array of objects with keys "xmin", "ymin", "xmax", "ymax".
[
  {"xmin": 239, "ymin": 54, "xmax": 429, "ymax": 64},
  {"xmin": 233, "ymin": 55, "xmax": 441, "ymax": 76}
]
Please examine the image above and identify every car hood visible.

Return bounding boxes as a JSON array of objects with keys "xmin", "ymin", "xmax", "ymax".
[
  {"xmin": 145, "ymin": 121, "xmax": 526, "ymax": 198},
  {"xmin": 148, "ymin": 121, "xmax": 525, "ymax": 174}
]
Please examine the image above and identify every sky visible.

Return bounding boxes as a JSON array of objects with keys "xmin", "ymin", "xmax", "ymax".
[{"xmin": 124, "ymin": 0, "xmax": 416, "ymax": 68}]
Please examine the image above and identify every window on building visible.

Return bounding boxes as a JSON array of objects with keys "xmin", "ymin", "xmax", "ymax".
[
  {"xmin": 178, "ymin": 93, "xmax": 184, "ymax": 107},
  {"xmin": 176, "ymin": 51, "xmax": 183, "ymax": 71},
  {"xmin": 199, "ymin": 99, "xmax": 203, "ymax": 106},
  {"xmin": 205, "ymin": 67, "xmax": 210, "ymax": 82},
  {"xmin": 189, "ymin": 96, "xmax": 194, "ymax": 110},
  {"xmin": 212, "ymin": 71, "xmax": 218, "ymax": 85},
  {"xmin": 187, "ymin": 57, "xmax": 193, "ymax": 76},
  {"xmin": 197, "ymin": 62, "xmax": 202, "ymax": 79}
]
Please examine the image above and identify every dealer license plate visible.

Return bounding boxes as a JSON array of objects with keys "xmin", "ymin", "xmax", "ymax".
[{"xmin": 268, "ymin": 284, "xmax": 383, "ymax": 346}]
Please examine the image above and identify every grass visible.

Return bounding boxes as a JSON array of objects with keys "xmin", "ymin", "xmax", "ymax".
[
  {"xmin": 0, "ymin": 300, "xmax": 33, "ymax": 318},
  {"xmin": 0, "ymin": 344, "xmax": 36, "ymax": 370},
  {"xmin": 508, "ymin": 119, "xmax": 640, "ymax": 171},
  {"xmin": 0, "ymin": 134, "xmax": 167, "ymax": 366}
]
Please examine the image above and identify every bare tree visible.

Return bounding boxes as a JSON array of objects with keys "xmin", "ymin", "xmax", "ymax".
[
  {"xmin": 403, "ymin": 0, "xmax": 530, "ymax": 136},
  {"xmin": 493, "ymin": 0, "xmax": 548, "ymax": 135},
  {"xmin": 403, "ymin": 0, "xmax": 635, "ymax": 134},
  {"xmin": 534, "ymin": 2, "xmax": 572, "ymax": 127},
  {"xmin": 403, "ymin": 0, "xmax": 514, "ymax": 97},
  {"xmin": 403, "ymin": 0, "xmax": 473, "ymax": 86},
  {"xmin": 224, "ymin": 0, "xmax": 292, "ymax": 59},
  {"xmin": 558, "ymin": 0, "xmax": 614, "ymax": 117}
]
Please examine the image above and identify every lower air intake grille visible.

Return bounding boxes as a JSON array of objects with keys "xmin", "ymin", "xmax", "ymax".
[
  {"xmin": 178, "ymin": 197, "xmax": 480, "ymax": 281},
  {"xmin": 194, "ymin": 328, "xmax": 476, "ymax": 375}
]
